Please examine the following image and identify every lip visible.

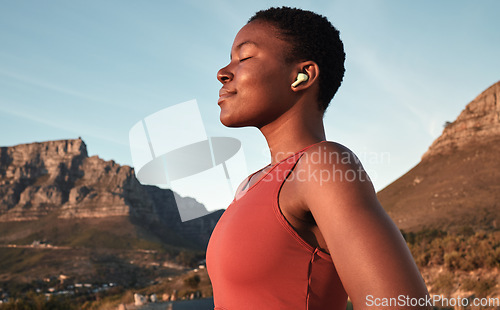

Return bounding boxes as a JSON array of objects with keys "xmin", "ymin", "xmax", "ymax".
[{"xmin": 218, "ymin": 89, "xmax": 236, "ymax": 105}]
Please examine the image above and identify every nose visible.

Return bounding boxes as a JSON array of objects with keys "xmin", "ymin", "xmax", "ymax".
[{"xmin": 217, "ymin": 64, "xmax": 233, "ymax": 84}]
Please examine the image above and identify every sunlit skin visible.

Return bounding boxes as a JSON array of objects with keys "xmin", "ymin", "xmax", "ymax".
[{"xmin": 217, "ymin": 21, "xmax": 431, "ymax": 310}]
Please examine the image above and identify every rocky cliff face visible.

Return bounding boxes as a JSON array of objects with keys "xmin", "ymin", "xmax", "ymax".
[
  {"xmin": 378, "ymin": 81, "xmax": 500, "ymax": 232},
  {"xmin": 0, "ymin": 138, "xmax": 222, "ymax": 248},
  {"xmin": 0, "ymin": 139, "xmax": 87, "ymax": 220},
  {"xmin": 422, "ymin": 81, "xmax": 500, "ymax": 160}
]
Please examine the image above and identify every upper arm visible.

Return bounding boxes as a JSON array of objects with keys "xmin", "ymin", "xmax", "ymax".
[{"xmin": 297, "ymin": 142, "xmax": 430, "ymax": 309}]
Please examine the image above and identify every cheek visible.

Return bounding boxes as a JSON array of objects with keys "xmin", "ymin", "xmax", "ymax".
[{"xmin": 237, "ymin": 65, "xmax": 290, "ymax": 103}]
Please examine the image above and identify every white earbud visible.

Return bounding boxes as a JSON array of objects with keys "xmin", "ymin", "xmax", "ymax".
[{"xmin": 291, "ymin": 73, "xmax": 309, "ymax": 88}]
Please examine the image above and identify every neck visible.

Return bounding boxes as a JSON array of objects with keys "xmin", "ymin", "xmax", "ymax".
[{"xmin": 259, "ymin": 100, "xmax": 326, "ymax": 166}]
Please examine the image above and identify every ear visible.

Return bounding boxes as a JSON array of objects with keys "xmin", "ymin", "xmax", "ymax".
[{"xmin": 290, "ymin": 61, "xmax": 320, "ymax": 92}]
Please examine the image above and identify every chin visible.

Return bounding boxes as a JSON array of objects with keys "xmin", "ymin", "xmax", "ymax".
[
  {"xmin": 220, "ymin": 114, "xmax": 254, "ymax": 128},
  {"xmin": 220, "ymin": 118, "xmax": 246, "ymax": 128}
]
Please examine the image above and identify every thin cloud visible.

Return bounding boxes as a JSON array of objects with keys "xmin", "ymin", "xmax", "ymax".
[
  {"xmin": 0, "ymin": 69, "xmax": 126, "ymax": 110},
  {"xmin": 0, "ymin": 100, "xmax": 126, "ymax": 146}
]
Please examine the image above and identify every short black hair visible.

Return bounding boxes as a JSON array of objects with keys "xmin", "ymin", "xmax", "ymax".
[{"xmin": 248, "ymin": 7, "xmax": 345, "ymax": 112}]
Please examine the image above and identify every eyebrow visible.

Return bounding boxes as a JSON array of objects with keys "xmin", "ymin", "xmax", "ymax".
[{"xmin": 230, "ymin": 41, "xmax": 258, "ymax": 60}]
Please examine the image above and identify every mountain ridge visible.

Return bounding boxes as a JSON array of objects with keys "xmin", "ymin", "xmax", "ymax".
[
  {"xmin": 422, "ymin": 80, "xmax": 500, "ymax": 160},
  {"xmin": 378, "ymin": 80, "xmax": 500, "ymax": 233},
  {"xmin": 0, "ymin": 138, "xmax": 223, "ymax": 249}
]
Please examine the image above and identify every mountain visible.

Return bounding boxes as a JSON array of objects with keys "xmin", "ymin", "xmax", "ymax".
[
  {"xmin": 0, "ymin": 138, "xmax": 223, "ymax": 249},
  {"xmin": 377, "ymin": 81, "xmax": 500, "ymax": 233}
]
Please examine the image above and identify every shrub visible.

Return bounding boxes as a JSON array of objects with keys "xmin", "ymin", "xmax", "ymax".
[
  {"xmin": 432, "ymin": 273, "xmax": 455, "ymax": 295},
  {"xmin": 184, "ymin": 275, "xmax": 201, "ymax": 289},
  {"xmin": 462, "ymin": 277, "xmax": 497, "ymax": 298}
]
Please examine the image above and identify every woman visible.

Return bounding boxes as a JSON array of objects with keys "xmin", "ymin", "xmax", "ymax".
[{"xmin": 206, "ymin": 7, "xmax": 430, "ymax": 310}]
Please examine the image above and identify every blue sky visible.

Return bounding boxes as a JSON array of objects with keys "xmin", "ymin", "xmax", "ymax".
[{"xmin": 1, "ymin": 1, "xmax": 499, "ymax": 209}]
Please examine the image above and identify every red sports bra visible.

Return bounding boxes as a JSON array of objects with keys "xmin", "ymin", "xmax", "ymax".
[{"xmin": 206, "ymin": 141, "xmax": 348, "ymax": 309}]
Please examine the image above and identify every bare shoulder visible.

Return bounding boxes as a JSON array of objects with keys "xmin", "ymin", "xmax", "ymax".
[
  {"xmin": 294, "ymin": 141, "xmax": 375, "ymax": 204},
  {"xmin": 300, "ymin": 141, "xmax": 365, "ymax": 171},
  {"xmin": 295, "ymin": 139, "xmax": 383, "ymax": 229}
]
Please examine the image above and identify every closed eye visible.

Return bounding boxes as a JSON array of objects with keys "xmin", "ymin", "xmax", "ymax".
[{"xmin": 239, "ymin": 56, "xmax": 252, "ymax": 62}]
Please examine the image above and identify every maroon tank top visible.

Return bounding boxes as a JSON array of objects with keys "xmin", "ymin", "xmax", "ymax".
[{"xmin": 206, "ymin": 141, "xmax": 348, "ymax": 309}]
